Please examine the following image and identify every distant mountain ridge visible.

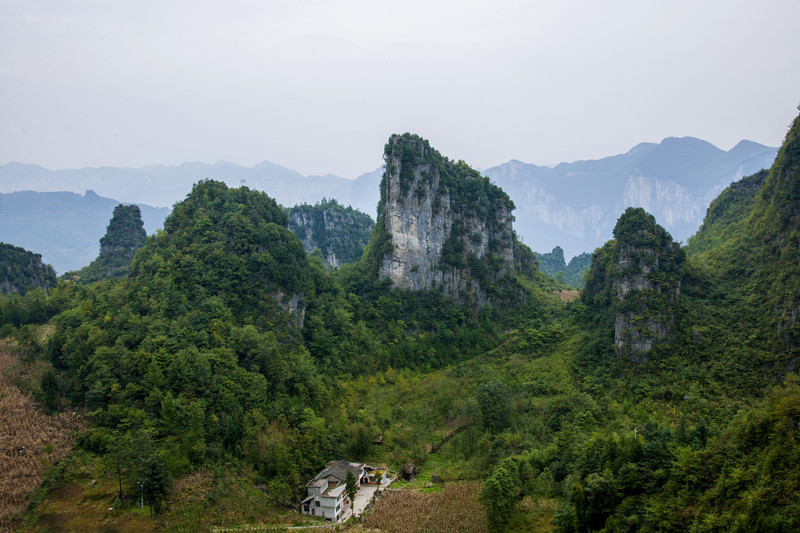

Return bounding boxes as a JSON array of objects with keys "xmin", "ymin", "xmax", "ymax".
[
  {"xmin": 0, "ymin": 190, "xmax": 168, "ymax": 273},
  {"xmin": 0, "ymin": 160, "xmax": 383, "ymax": 217},
  {"xmin": 0, "ymin": 136, "xmax": 777, "ymax": 263},
  {"xmin": 482, "ymin": 137, "xmax": 777, "ymax": 258}
]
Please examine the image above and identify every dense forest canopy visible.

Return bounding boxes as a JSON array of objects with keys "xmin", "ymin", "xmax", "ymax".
[{"xmin": 2, "ymin": 115, "xmax": 800, "ymax": 532}]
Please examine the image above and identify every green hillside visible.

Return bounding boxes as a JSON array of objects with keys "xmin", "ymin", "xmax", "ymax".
[
  {"xmin": 0, "ymin": 242, "xmax": 56, "ymax": 296},
  {"xmin": 1, "ymin": 114, "xmax": 800, "ymax": 532}
]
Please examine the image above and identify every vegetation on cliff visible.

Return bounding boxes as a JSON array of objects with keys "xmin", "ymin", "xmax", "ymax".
[
  {"xmin": 69, "ymin": 204, "xmax": 148, "ymax": 283},
  {"xmin": 537, "ymin": 246, "xmax": 591, "ymax": 288},
  {"xmin": 287, "ymin": 198, "xmax": 374, "ymax": 267},
  {"xmin": 0, "ymin": 243, "xmax": 56, "ymax": 296}
]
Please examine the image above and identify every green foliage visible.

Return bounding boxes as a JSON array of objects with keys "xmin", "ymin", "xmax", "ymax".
[
  {"xmin": 8, "ymin": 114, "xmax": 800, "ymax": 530},
  {"xmin": 130, "ymin": 179, "xmax": 307, "ymax": 324},
  {"xmin": 0, "ymin": 242, "xmax": 57, "ymax": 295},
  {"xmin": 40, "ymin": 367, "xmax": 60, "ymax": 412},
  {"xmin": 479, "ymin": 458, "xmax": 520, "ymax": 531},
  {"xmin": 537, "ymin": 247, "xmax": 592, "ymax": 288},
  {"xmin": 287, "ymin": 198, "xmax": 374, "ymax": 266},
  {"xmin": 140, "ymin": 451, "xmax": 171, "ymax": 516},
  {"xmin": 71, "ymin": 204, "xmax": 148, "ymax": 283},
  {"xmin": 345, "ymin": 469, "xmax": 358, "ymax": 504}
]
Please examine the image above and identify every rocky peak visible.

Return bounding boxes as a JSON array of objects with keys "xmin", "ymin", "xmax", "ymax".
[
  {"xmin": 374, "ymin": 133, "xmax": 516, "ymax": 309},
  {"xmin": 612, "ymin": 207, "xmax": 684, "ymax": 361},
  {"xmin": 100, "ymin": 204, "xmax": 147, "ymax": 256}
]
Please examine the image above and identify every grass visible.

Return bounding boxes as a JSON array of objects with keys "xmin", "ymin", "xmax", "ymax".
[{"xmin": 23, "ymin": 457, "xmax": 323, "ymax": 533}]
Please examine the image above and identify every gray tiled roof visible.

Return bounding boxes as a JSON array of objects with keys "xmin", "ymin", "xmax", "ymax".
[{"xmin": 314, "ymin": 460, "xmax": 363, "ymax": 483}]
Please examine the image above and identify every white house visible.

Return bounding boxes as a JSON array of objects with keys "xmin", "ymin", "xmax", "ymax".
[{"xmin": 301, "ymin": 460, "xmax": 369, "ymax": 521}]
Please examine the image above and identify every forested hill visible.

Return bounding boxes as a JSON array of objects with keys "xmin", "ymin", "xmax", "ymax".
[
  {"xmin": 287, "ymin": 199, "xmax": 374, "ymax": 267},
  {"xmin": 0, "ymin": 242, "xmax": 56, "ymax": 295},
  {"xmin": 536, "ymin": 246, "xmax": 592, "ymax": 288},
  {"xmin": 2, "ymin": 116, "xmax": 800, "ymax": 532}
]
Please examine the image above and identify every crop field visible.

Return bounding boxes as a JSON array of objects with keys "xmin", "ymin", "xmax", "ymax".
[
  {"xmin": 0, "ymin": 343, "xmax": 87, "ymax": 531},
  {"xmin": 361, "ymin": 482, "xmax": 487, "ymax": 533}
]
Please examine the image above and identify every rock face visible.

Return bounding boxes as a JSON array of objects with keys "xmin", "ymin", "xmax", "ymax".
[
  {"xmin": 288, "ymin": 200, "xmax": 374, "ymax": 268},
  {"xmin": 375, "ymin": 133, "xmax": 516, "ymax": 309},
  {"xmin": 611, "ymin": 208, "xmax": 684, "ymax": 361},
  {"xmin": 0, "ymin": 242, "xmax": 57, "ymax": 295}
]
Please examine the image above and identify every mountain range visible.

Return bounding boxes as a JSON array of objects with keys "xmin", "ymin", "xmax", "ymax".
[
  {"xmin": 0, "ymin": 190, "xmax": 168, "ymax": 273},
  {"xmin": 0, "ymin": 136, "xmax": 777, "ymax": 271},
  {"xmin": 482, "ymin": 137, "xmax": 777, "ymax": 258}
]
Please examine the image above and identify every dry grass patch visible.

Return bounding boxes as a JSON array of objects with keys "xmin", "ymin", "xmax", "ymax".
[
  {"xmin": 0, "ymin": 343, "xmax": 88, "ymax": 531},
  {"xmin": 552, "ymin": 290, "xmax": 580, "ymax": 303},
  {"xmin": 362, "ymin": 482, "xmax": 487, "ymax": 533}
]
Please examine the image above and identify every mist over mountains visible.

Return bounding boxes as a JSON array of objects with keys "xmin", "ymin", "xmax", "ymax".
[
  {"xmin": 0, "ymin": 136, "xmax": 777, "ymax": 272},
  {"xmin": 0, "ymin": 160, "xmax": 383, "ymax": 215},
  {"xmin": 0, "ymin": 191, "xmax": 169, "ymax": 273},
  {"xmin": 482, "ymin": 137, "xmax": 777, "ymax": 258}
]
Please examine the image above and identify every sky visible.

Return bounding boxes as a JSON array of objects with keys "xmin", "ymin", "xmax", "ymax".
[{"xmin": 2, "ymin": 0, "xmax": 799, "ymax": 179}]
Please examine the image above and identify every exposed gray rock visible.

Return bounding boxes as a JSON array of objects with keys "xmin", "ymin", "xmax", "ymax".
[
  {"xmin": 376, "ymin": 134, "xmax": 516, "ymax": 309},
  {"xmin": 610, "ymin": 208, "xmax": 684, "ymax": 361}
]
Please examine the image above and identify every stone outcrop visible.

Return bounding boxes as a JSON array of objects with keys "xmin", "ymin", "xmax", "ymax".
[
  {"xmin": 374, "ymin": 133, "xmax": 516, "ymax": 309},
  {"xmin": 611, "ymin": 208, "xmax": 684, "ymax": 361},
  {"xmin": 74, "ymin": 204, "xmax": 147, "ymax": 283},
  {"xmin": 288, "ymin": 200, "xmax": 374, "ymax": 268}
]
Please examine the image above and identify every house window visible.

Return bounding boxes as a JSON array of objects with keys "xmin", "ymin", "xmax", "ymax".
[{"xmin": 315, "ymin": 500, "xmax": 320, "ymax": 507}]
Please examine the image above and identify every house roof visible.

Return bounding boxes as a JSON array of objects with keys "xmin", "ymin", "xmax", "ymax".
[{"xmin": 308, "ymin": 460, "xmax": 364, "ymax": 486}]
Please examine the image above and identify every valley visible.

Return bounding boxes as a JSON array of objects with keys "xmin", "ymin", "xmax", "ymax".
[{"xmin": 0, "ymin": 110, "xmax": 799, "ymax": 532}]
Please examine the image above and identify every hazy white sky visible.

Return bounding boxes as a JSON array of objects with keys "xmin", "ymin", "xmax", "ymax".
[{"xmin": 2, "ymin": 0, "xmax": 799, "ymax": 178}]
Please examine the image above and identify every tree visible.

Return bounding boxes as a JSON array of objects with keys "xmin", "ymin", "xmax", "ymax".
[
  {"xmin": 139, "ymin": 452, "xmax": 170, "ymax": 517},
  {"xmin": 476, "ymin": 380, "xmax": 511, "ymax": 434},
  {"xmin": 40, "ymin": 368, "xmax": 59, "ymax": 412},
  {"xmin": 101, "ymin": 432, "xmax": 134, "ymax": 504},
  {"xmin": 345, "ymin": 469, "xmax": 358, "ymax": 507},
  {"xmin": 479, "ymin": 458, "xmax": 519, "ymax": 531}
]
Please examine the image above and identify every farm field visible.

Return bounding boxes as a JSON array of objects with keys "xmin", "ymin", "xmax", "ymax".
[
  {"xmin": 361, "ymin": 482, "xmax": 487, "ymax": 533},
  {"xmin": 0, "ymin": 341, "xmax": 87, "ymax": 531}
]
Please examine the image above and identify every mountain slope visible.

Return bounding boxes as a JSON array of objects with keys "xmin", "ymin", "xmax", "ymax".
[
  {"xmin": 0, "ymin": 243, "xmax": 57, "ymax": 295},
  {"xmin": 288, "ymin": 199, "xmax": 374, "ymax": 268}
]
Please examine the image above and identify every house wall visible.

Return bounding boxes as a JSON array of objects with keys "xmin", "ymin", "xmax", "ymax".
[{"xmin": 320, "ymin": 495, "xmax": 343, "ymax": 520}]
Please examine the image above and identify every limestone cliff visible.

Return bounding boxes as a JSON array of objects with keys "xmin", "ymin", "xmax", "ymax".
[
  {"xmin": 582, "ymin": 207, "xmax": 684, "ymax": 362},
  {"xmin": 288, "ymin": 199, "xmax": 374, "ymax": 268},
  {"xmin": 612, "ymin": 208, "xmax": 684, "ymax": 361},
  {"xmin": 373, "ymin": 133, "xmax": 516, "ymax": 309}
]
